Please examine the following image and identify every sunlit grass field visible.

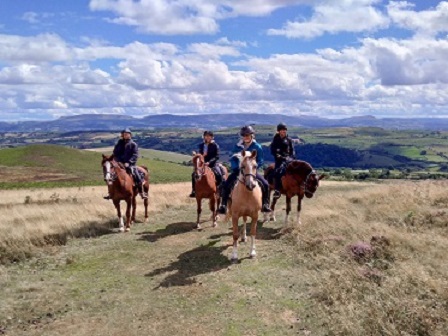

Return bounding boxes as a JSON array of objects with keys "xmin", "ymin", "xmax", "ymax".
[
  {"xmin": 0, "ymin": 144, "xmax": 191, "ymax": 189},
  {"xmin": 1, "ymin": 179, "xmax": 447, "ymax": 335}
]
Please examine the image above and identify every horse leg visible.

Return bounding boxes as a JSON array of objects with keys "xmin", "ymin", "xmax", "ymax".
[
  {"xmin": 285, "ymin": 196, "xmax": 292, "ymax": 226},
  {"xmin": 210, "ymin": 195, "xmax": 218, "ymax": 228},
  {"xmin": 131, "ymin": 194, "xmax": 137, "ymax": 224},
  {"xmin": 241, "ymin": 216, "xmax": 247, "ymax": 242},
  {"xmin": 231, "ymin": 215, "xmax": 239, "ymax": 262},
  {"xmin": 113, "ymin": 200, "xmax": 125, "ymax": 232},
  {"xmin": 196, "ymin": 197, "xmax": 202, "ymax": 230},
  {"xmin": 268, "ymin": 191, "xmax": 277, "ymax": 222},
  {"xmin": 249, "ymin": 216, "xmax": 258, "ymax": 258},
  {"xmin": 296, "ymin": 196, "xmax": 302, "ymax": 225},
  {"xmin": 143, "ymin": 176, "xmax": 149, "ymax": 222},
  {"xmin": 125, "ymin": 198, "xmax": 132, "ymax": 232}
]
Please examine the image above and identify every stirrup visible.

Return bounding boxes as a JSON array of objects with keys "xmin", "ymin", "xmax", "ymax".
[{"xmin": 140, "ymin": 192, "xmax": 148, "ymax": 200}]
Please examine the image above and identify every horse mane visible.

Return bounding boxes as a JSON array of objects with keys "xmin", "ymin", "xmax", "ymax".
[{"xmin": 285, "ymin": 160, "xmax": 313, "ymax": 176}]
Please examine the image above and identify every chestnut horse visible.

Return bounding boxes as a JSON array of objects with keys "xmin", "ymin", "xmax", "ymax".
[
  {"xmin": 264, "ymin": 160, "xmax": 325, "ymax": 225},
  {"xmin": 101, "ymin": 154, "xmax": 149, "ymax": 232},
  {"xmin": 227, "ymin": 150, "xmax": 262, "ymax": 262},
  {"xmin": 191, "ymin": 152, "xmax": 228, "ymax": 230}
]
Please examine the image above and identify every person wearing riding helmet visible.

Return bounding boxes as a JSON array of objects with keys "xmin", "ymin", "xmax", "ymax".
[
  {"xmin": 189, "ymin": 130, "xmax": 223, "ymax": 197},
  {"xmin": 270, "ymin": 123, "xmax": 295, "ymax": 199},
  {"xmin": 103, "ymin": 128, "xmax": 148, "ymax": 200},
  {"xmin": 218, "ymin": 125, "xmax": 272, "ymax": 214}
]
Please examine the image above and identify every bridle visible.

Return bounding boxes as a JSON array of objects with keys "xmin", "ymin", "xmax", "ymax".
[
  {"xmin": 238, "ymin": 157, "xmax": 258, "ymax": 190},
  {"xmin": 193, "ymin": 156, "xmax": 207, "ymax": 181},
  {"xmin": 302, "ymin": 169, "xmax": 319, "ymax": 196},
  {"xmin": 103, "ymin": 159, "xmax": 120, "ymax": 185}
]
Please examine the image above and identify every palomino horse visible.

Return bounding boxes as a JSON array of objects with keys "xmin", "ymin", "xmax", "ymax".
[
  {"xmin": 264, "ymin": 160, "xmax": 325, "ymax": 225},
  {"xmin": 227, "ymin": 150, "xmax": 262, "ymax": 262},
  {"xmin": 101, "ymin": 154, "xmax": 149, "ymax": 232},
  {"xmin": 191, "ymin": 152, "xmax": 228, "ymax": 230}
]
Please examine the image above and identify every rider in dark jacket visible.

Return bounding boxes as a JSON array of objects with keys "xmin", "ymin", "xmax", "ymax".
[
  {"xmin": 189, "ymin": 131, "xmax": 223, "ymax": 197},
  {"xmin": 270, "ymin": 123, "xmax": 295, "ymax": 198},
  {"xmin": 104, "ymin": 128, "xmax": 147, "ymax": 200}
]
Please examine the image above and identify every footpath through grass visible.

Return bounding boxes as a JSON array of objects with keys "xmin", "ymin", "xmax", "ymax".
[{"xmin": 0, "ymin": 201, "xmax": 313, "ymax": 336}]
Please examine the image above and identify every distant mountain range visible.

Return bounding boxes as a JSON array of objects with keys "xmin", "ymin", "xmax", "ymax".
[{"xmin": 2, "ymin": 113, "xmax": 448, "ymax": 132}]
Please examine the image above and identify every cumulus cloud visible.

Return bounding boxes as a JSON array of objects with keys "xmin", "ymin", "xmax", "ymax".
[
  {"xmin": 267, "ymin": 0, "xmax": 389, "ymax": 39},
  {"xmin": 0, "ymin": 34, "xmax": 73, "ymax": 63},
  {"xmin": 88, "ymin": 0, "xmax": 308, "ymax": 35},
  {"xmin": 387, "ymin": 1, "xmax": 448, "ymax": 36}
]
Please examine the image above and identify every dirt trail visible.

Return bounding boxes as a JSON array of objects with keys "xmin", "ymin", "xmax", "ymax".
[{"xmin": 0, "ymin": 201, "xmax": 312, "ymax": 336}]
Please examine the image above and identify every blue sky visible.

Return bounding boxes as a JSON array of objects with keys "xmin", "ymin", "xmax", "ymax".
[{"xmin": 0, "ymin": 0, "xmax": 447, "ymax": 121}]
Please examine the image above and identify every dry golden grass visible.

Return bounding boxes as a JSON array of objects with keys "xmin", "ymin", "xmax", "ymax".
[
  {"xmin": 0, "ymin": 183, "xmax": 192, "ymax": 264},
  {"xmin": 1, "ymin": 180, "xmax": 447, "ymax": 335},
  {"xmin": 294, "ymin": 180, "xmax": 448, "ymax": 335}
]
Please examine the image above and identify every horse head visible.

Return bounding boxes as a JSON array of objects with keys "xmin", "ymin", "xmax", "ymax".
[
  {"xmin": 101, "ymin": 154, "xmax": 116, "ymax": 185},
  {"xmin": 286, "ymin": 160, "xmax": 326, "ymax": 198},
  {"xmin": 240, "ymin": 150, "xmax": 258, "ymax": 191},
  {"xmin": 192, "ymin": 151, "xmax": 206, "ymax": 181}
]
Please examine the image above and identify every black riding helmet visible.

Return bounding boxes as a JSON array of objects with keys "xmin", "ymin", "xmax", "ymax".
[
  {"xmin": 277, "ymin": 123, "xmax": 287, "ymax": 131},
  {"xmin": 121, "ymin": 127, "xmax": 132, "ymax": 135},
  {"xmin": 240, "ymin": 125, "xmax": 255, "ymax": 136},
  {"xmin": 203, "ymin": 130, "xmax": 214, "ymax": 137}
]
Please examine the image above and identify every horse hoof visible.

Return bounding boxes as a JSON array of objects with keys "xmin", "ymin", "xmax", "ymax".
[
  {"xmin": 250, "ymin": 252, "xmax": 257, "ymax": 258},
  {"xmin": 118, "ymin": 227, "xmax": 125, "ymax": 233},
  {"xmin": 196, "ymin": 224, "xmax": 202, "ymax": 230},
  {"xmin": 144, "ymin": 217, "xmax": 149, "ymax": 223},
  {"xmin": 125, "ymin": 228, "xmax": 130, "ymax": 232},
  {"xmin": 212, "ymin": 222, "xmax": 218, "ymax": 228},
  {"xmin": 271, "ymin": 216, "xmax": 276, "ymax": 222}
]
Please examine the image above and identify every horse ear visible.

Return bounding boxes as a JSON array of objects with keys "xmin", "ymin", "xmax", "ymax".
[
  {"xmin": 241, "ymin": 150, "xmax": 246, "ymax": 157},
  {"xmin": 192, "ymin": 151, "xmax": 197, "ymax": 156},
  {"xmin": 319, "ymin": 173, "xmax": 327, "ymax": 180},
  {"xmin": 102, "ymin": 154, "xmax": 106, "ymax": 159},
  {"xmin": 251, "ymin": 150, "xmax": 257, "ymax": 158}
]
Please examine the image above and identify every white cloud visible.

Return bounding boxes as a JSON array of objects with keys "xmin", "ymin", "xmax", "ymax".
[
  {"xmin": 387, "ymin": 1, "xmax": 448, "ymax": 36},
  {"xmin": 267, "ymin": 0, "xmax": 389, "ymax": 39},
  {"xmin": 0, "ymin": 34, "xmax": 73, "ymax": 63},
  {"xmin": 88, "ymin": 0, "xmax": 309, "ymax": 35}
]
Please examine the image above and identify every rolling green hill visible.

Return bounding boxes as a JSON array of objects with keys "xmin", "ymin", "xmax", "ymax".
[{"xmin": 0, "ymin": 144, "xmax": 191, "ymax": 189}]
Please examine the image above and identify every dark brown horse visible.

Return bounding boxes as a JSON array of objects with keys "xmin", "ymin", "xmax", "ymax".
[
  {"xmin": 101, "ymin": 154, "xmax": 149, "ymax": 232},
  {"xmin": 264, "ymin": 160, "xmax": 325, "ymax": 225},
  {"xmin": 191, "ymin": 152, "xmax": 228, "ymax": 230}
]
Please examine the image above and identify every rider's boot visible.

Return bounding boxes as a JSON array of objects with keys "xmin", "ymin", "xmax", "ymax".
[{"xmin": 138, "ymin": 183, "xmax": 148, "ymax": 200}]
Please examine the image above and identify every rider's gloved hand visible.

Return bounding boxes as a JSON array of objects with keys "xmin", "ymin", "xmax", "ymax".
[{"xmin": 124, "ymin": 162, "xmax": 130, "ymax": 167}]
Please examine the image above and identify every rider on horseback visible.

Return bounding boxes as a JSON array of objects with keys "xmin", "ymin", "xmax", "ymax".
[
  {"xmin": 104, "ymin": 128, "xmax": 148, "ymax": 200},
  {"xmin": 189, "ymin": 130, "xmax": 224, "ymax": 197},
  {"xmin": 218, "ymin": 125, "xmax": 272, "ymax": 214},
  {"xmin": 270, "ymin": 123, "xmax": 295, "ymax": 199}
]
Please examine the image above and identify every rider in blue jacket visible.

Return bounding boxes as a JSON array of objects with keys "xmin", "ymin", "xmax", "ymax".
[{"xmin": 218, "ymin": 125, "xmax": 271, "ymax": 214}]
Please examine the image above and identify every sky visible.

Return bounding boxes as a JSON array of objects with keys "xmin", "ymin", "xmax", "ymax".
[{"xmin": 0, "ymin": 0, "xmax": 447, "ymax": 122}]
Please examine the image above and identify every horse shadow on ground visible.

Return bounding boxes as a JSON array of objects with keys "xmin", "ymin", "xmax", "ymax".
[
  {"xmin": 145, "ymin": 239, "xmax": 231, "ymax": 288},
  {"xmin": 210, "ymin": 219, "xmax": 285, "ymax": 241},
  {"xmin": 136, "ymin": 221, "xmax": 198, "ymax": 243}
]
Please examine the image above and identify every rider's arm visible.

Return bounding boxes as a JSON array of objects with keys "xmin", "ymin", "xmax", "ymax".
[
  {"xmin": 289, "ymin": 139, "xmax": 296, "ymax": 159},
  {"xmin": 129, "ymin": 143, "xmax": 138, "ymax": 165},
  {"xmin": 208, "ymin": 143, "xmax": 219, "ymax": 166}
]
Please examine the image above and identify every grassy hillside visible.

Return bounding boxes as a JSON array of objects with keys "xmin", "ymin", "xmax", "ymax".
[
  {"xmin": 0, "ymin": 144, "xmax": 191, "ymax": 189},
  {"xmin": 0, "ymin": 180, "xmax": 447, "ymax": 335},
  {"xmin": 87, "ymin": 147, "xmax": 192, "ymax": 164}
]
